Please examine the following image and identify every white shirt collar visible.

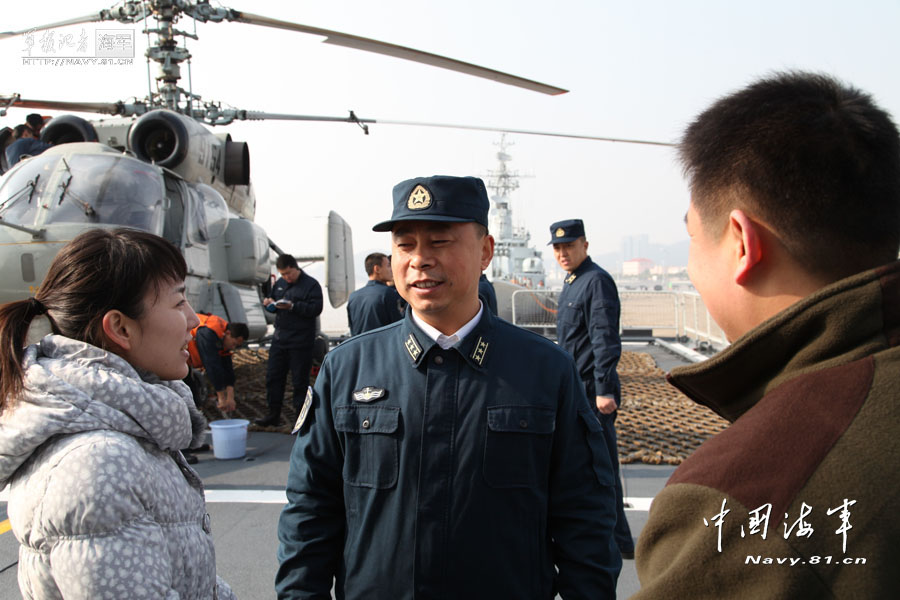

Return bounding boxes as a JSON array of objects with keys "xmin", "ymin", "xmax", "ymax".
[{"xmin": 411, "ymin": 301, "xmax": 484, "ymax": 350}]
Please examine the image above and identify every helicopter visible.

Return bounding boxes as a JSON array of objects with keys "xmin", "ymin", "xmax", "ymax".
[{"xmin": 0, "ymin": 0, "xmax": 591, "ymax": 341}]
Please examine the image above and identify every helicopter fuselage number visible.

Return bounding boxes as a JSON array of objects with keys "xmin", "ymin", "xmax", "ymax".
[{"xmin": 196, "ymin": 139, "xmax": 221, "ymax": 179}]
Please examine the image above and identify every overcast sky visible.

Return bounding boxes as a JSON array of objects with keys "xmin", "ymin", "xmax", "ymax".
[{"xmin": 4, "ymin": 0, "xmax": 899, "ymax": 275}]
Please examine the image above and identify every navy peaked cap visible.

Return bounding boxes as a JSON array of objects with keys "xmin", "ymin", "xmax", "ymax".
[
  {"xmin": 372, "ymin": 175, "xmax": 490, "ymax": 232},
  {"xmin": 548, "ymin": 219, "xmax": 585, "ymax": 244}
]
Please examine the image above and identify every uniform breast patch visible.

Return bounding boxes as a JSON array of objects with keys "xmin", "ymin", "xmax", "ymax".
[{"xmin": 352, "ymin": 386, "xmax": 386, "ymax": 402}]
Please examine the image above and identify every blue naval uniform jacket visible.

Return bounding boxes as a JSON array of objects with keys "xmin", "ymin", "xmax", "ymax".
[
  {"xmin": 556, "ymin": 257, "xmax": 622, "ymax": 402},
  {"xmin": 276, "ymin": 308, "xmax": 620, "ymax": 599},
  {"xmin": 478, "ymin": 274, "xmax": 499, "ymax": 315},
  {"xmin": 269, "ymin": 271, "xmax": 323, "ymax": 348},
  {"xmin": 346, "ymin": 279, "xmax": 404, "ymax": 336}
]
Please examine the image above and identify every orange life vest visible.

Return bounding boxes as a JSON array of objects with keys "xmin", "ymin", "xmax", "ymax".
[{"xmin": 187, "ymin": 313, "xmax": 230, "ymax": 369}]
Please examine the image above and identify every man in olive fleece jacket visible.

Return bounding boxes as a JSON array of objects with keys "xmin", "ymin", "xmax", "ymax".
[{"xmin": 633, "ymin": 72, "xmax": 900, "ymax": 599}]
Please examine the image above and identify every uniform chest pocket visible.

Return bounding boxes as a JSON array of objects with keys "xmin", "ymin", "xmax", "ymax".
[
  {"xmin": 560, "ymin": 301, "xmax": 584, "ymax": 326},
  {"xmin": 483, "ymin": 406, "xmax": 555, "ymax": 488},
  {"xmin": 335, "ymin": 406, "xmax": 400, "ymax": 489}
]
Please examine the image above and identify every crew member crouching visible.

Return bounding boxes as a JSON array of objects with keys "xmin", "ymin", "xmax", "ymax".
[{"xmin": 186, "ymin": 314, "xmax": 248, "ymax": 413}]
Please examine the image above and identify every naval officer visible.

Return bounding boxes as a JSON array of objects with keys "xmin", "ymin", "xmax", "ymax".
[
  {"xmin": 551, "ymin": 218, "xmax": 634, "ymax": 559},
  {"xmin": 276, "ymin": 176, "xmax": 620, "ymax": 599}
]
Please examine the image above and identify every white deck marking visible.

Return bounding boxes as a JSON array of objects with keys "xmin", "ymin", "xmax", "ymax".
[
  {"xmin": 624, "ymin": 497, "xmax": 654, "ymax": 511},
  {"xmin": 204, "ymin": 489, "xmax": 288, "ymax": 503},
  {"xmin": 2, "ymin": 486, "xmax": 655, "ymax": 510}
]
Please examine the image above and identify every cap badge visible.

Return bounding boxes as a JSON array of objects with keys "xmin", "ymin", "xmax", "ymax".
[
  {"xmin": 353, "ymin": 386, "xmax": 386, "ymax": 402},
  {"xmin": 408, "ymin": 185, "xmax": 432, "ymax": 210},
  {"xmin": 555, "ymin": 227, "xmax": 565, "ymax": 238}
]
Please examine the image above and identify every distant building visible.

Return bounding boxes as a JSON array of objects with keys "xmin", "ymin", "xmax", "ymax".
[
  {"xmin": 649, "ymin": 265, "xmax": 686, "ymax": 276},
  {"xmin": 622, "ymin": 257, "xmax": 654, "ymax": 277},
  {"xmin": 622, "ymin": 234, "xmax": 650, "ymax": 262}
]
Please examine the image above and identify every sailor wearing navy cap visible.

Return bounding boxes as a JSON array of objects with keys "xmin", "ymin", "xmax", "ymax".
[
  {"xmin": 277, "ymin": 176, "xmax": 620, "ymax": 599},
  {"xmin": 550, "ymin": 218, "xmax": 635, "ymax": 560}
]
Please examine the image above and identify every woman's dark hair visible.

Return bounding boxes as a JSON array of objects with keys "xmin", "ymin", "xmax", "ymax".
[{"xmin": 0, "ymin": 228, "xmax": 187, "ymax": 411}]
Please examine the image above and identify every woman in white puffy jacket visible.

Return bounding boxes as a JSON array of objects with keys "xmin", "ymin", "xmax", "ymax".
[{"xmin": 0, "ymin": 228, "xmax": 236, "ymax": 599}]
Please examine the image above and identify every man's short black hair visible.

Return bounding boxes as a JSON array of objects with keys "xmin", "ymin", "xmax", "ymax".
[
  {"xmin": 364, "ymin": 252, "xmax": 389, "ymax": 276},
  {"xmin": 681, "ymin": 71, "xmax": 900, "ymax": 279},
  {"xmin": 226, "ymin": 322, "xmax": 250, "ymax": 341},
  {"xmin": 276, "ymin": 254, "xmax": 299, "ymax": 271},
  {"xmin": 12, "ymin": 124, "xmax": 29, "ymax": 140},
  {"xmin": 25, "ymin": 114, "xmax": 43, "ymax": 132}
]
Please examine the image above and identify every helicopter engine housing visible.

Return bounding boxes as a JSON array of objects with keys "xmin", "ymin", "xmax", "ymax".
[
  {"xmin": 127, "ymin": 110, "xmax": 254, "ymax": 219},
  {"xmin": 40, "ymin": 115, "xmax": 99, "ymax": 145}
]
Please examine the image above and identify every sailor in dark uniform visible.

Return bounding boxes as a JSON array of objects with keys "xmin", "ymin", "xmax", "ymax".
[
  {"xmin": 346, "ymin": 252, "xmax": 405, "ymax": 335},
  {"xmin": 276, "ymin": 176, "xmax": 620, "ymax": 599},
  {"xmin": 550, "ymin": 218, "xmax": 635, "ymax": 559}
]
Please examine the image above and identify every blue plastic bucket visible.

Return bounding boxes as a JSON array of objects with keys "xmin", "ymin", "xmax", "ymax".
[{"xmin": 209, "ymin": 419, "xmax": 249, "ymax": 459}]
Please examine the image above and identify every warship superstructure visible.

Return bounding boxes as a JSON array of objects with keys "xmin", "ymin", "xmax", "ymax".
[
  {"xmin": 486, "ymin": 136, "xmax": 546, "ymax": 288},
  {"xmin": 483, "ymin": 136, "xmax": 558, "ymax": 333}
]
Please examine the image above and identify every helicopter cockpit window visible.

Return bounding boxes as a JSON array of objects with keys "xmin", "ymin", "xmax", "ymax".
[
  {"xmin": 0, "ymin": 154, "xmax": 60, "ymax": 226},
  {"xmin": 185, "ymin": 183, "xmax": 228, "ymax": 245},
  {"xmin": 44, "ymin": 154, "xmax": 165, "ymax": 234}
]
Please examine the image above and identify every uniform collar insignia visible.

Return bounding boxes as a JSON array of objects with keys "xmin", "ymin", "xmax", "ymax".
[
  {"xmin": 353, "ymin": 386, "xmax": 386, "ymax": 402},
  {"xmin": 405, "ymin": 333, "xmax": 423, "ymax": 362},
  {"xmin": 470, "ymin": 336, "xmax": 489, "ymax": 366},
  {"xmin": 565, "ymin": 273, "xmax": 577, "ymax": 284},
  {"xmin": 455, "ymin": 311, "xmax": 494, "ymax": 371},
  {"xmin": 292, "ymin": 386, "xmax": 314, "ymax": 434}
]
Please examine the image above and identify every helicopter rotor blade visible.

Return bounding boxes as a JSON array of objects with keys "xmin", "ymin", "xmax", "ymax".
[
  {"xmin": 242, "ymin": 111, "xmax": 675, "ymax": 147},
  {"xmin": 372, "ymin": 118, "xmax": 676, "ymax": 147},
  {"xmin": 227, "ymin": 11, "xmax": 568, "ymax": 96},
  {"xmin": 0, "ymin": 13, "xmax": 105, "ymax": 40},
  {"xmin": 0, "ymin": 95, "xmax": 124, "ymax": 116}
]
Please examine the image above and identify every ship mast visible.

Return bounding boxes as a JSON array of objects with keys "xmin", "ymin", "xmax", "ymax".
[
  {"xmin": 485, "ymin": 134, "xmax": 544, "ymax": 287},
  {"xmin": 486, "ymin": 133, "xmax": 520, "ymax": 198}
]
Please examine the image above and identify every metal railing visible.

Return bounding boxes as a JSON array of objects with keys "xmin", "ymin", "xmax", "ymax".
[
  {"xmin": 510, "ymin": 289, "xmax": 728, "ymax": 350},
  {"xmin": 510, "ymin": 289, "xmax": 559, "ymax": 328},
  {"xmin": 677, "ymin": 291, "xmax": 729, "ymax": 349}
]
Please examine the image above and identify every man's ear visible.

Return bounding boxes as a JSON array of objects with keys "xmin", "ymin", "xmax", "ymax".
[
  {"xmin": 728, "ymin": 209, "xmax": 763, "ymax": 286},
  {"xmin": 101, "ymin": 310, "xmax": 136, "ymax": 352},
  {"xmin": 480, "ymin": 234, "xmax": 495, "ymax": 269}
]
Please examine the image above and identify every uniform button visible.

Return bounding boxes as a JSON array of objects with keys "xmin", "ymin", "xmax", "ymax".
[
  {"xmin": 434, "ymin": 355, "xmax": 444, "ymax": 365},
  {"xmin": 519, "ymin": 420, "xmax": 528, "ymax": 429},
  {"xmin": 362, "ymin": 419, "xmax": 371, "ymax": 429}
]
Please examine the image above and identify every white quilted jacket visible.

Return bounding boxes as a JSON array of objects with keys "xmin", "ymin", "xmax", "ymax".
[{"xmin": 0, "ymin": 335, "xmax": 236, "ymax": 599}]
